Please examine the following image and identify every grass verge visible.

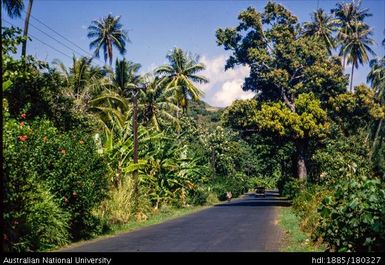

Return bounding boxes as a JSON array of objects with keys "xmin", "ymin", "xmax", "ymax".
[
  {"xmin": 54, "ymin": 205, "xmax": 208, "ymax": 251},
  {"xmin": 278, "ymin": 207, "xmax": 326, "ymax": 252}
]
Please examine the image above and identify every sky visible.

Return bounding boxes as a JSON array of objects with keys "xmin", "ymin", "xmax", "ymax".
[{"xmin": 2, "ymin": 0, "xmax": 385, "ymax": 107}]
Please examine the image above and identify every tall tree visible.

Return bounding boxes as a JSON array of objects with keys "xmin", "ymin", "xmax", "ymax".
[
  {"xmin": 216, "ymin": 2, "xmax": 348, "ymax": 180},
  {"xmin": 2, "ymin": 0, "xmax": 24, "ymax": 18},
  {"xmin": 21, "ymin": 0, "xmax": 33, "ymax": 58},
  {"xmin": 112, "ymin": 58, "xmax": 141, "ymax": 97},
  {"xmin": 333, "ymin": 0, "xmax": 374, "ymax": 91},
  {"xmin": 303, "ymin": 8, "xmax": 337, "ymax": 55},
  {"xmin": 87, "ymin": 14, "xmax": 128, "ymax": 65},
  {"xmin": 2, "ymin": 0, "xmax": 34, "ymax": 58},
  {"xmin": 368, "ymin": 55, "xmax": 385, "ymax": 156},
  {"xmin": 140, "ymin": 74, "xmax": 179, "ymax": 131},
  {"xmin": 155, "ymin": 48, "xmax": 208, "ymax": 114},
  {"xmin": 53, "ymin": 56, "xmax": 107, "ymax": 114},
  {"xmin": 110, "ymin": 58, "xmax": 141, "ymax": 210},
  {"xmin": 339, "ymin": 22, "xmax": 375, "ymax": 92}
]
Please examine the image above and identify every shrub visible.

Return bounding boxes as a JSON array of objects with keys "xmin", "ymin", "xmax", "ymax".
[
  {"xmin": 4, "ymin": 116, "xmax": 109, "ymax": 247},
  {"xmin": 247, "ymin": 176, "xmax": 278, "ymax": 190},
  {"xmin": 292, "ymin": 186, "xmax": 331, "ymax": 237},
  {"xmin": 312, "ymin": 132, "xmax": 372, "ymax": 183},
  {"xmin": 187, "ymin": 186, "xmax": 209, "ymax": 206},
  {"xmin": 317, "ymin": 176, "xmax": 385, "ymax": 252},
  {"xmin": 281, "ymin": 179, "xmax": 306, "ymax": 199},
  {"xmin": 4, "ymin": 118, "xmax": 70, "ymax": 251}
]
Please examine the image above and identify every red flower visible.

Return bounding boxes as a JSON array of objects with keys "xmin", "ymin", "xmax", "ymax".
[
  {"xmin": 20, "ymin": 113, "xmax": 26, "ymax": 119},
  {"xmin": 18, "ymin": 135, "xmax": 28, "ymax": 142},
  {"xmin": 19, "ymin": 122, "xmax": 25, "ymax": 128}
]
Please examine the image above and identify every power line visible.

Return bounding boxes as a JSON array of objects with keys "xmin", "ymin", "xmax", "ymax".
[
  {"xmin": 26, "ymin": 20, "xmax": 87, "ymax": 58},
  {"xmin": 21, "ymin": 9, "xmax": 104, "ymax": 64},
  {"xmin": 2, "ymin": 19, "xmax": 73, "ymax": 60},
  {"xmin": 3, "ymin": 17, "xmax": 106, "ymax": 66},
  {"xmin": 28, "ymin": 32, "xmax": 73, "ymax": 60}
]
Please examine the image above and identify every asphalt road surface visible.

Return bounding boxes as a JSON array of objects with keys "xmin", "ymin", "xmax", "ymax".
[{"xmin": 60, "ymin": 191, "xmax": 290, "ymax": 252}]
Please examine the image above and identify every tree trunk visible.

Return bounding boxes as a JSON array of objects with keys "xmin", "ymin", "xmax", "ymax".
[
  {"xmin": 296, "ymin": 140, "xmax": 307, "ymax": 180},
  {"xmin": 350, "ymin": 62, "xmax": 355, "ymax": 92},
  {"xmin": 371, "ymin": 119, "xmax": 384, "ymax": 157},
  {"xmin": 132, "ymin": 90, "xmax": 139, "ymax": 212},
  {"xmin": 21, "ymin": 0, "xmax": 33, "ymax": 58}
]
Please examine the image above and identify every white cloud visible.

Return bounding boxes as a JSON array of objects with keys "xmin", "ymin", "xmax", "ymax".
[
  {"xmin": 213, "ymin": 79, "xmax": 255, "ymax": 106},
  {"xmin": 199, "ymin": 54, "xmax": 254, "ymax": 107}
]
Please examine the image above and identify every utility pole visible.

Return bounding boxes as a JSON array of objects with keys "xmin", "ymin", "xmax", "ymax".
[{"xmin": 131, "ymin": 87, "xmax": 139, "ymax": 212}]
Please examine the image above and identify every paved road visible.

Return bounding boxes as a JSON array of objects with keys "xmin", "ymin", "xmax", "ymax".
[{"xmin": 61, "ymin": 191, "xmax": 290, "ymax": 252}]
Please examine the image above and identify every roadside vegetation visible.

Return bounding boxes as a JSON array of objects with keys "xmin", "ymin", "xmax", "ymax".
[
  {"xmin": 217, "ymin": 1, "xmax": 385, "ymax": 252},
  {"xmin": 2, "ymin": 0, "xmax": 385, "ymax": 252}
]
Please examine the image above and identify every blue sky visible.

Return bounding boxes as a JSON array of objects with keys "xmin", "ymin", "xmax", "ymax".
[{"xmin": 3, "ymin": 0, "xmax": 385, "ymax": 107}]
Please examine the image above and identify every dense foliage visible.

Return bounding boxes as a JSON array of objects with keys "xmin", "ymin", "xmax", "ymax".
[
  {"xmin": 3, "ymin": 0, "xmax": 385, "ymax": 252},
  {"xmin": 218, "ymin": 1, "xmax": 385, "ymax": 252}
]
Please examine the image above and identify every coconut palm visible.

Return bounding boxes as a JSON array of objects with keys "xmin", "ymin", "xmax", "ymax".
[
  {"xmin": 368, "ymin": 56, "xmax": 385, "ymax": 155},
  {"xmin": 155, "ymin": 48, "xmax": 208, "ymax": 114},
  {"xmin": 339, "ymin": 22, "xmax": 375, "ymax": 92},
  {"xmin": 368, "ymin": 57, "xmax": 385, "ymax": 99},
  {"xmin": 112, "ymin": 58, "xmax": 141, "ymax": 97},
  {"xmin": 2, "ymin": 0, "xmax": 24, "ymax": 18},
  {"xmin": 2, "ymin": 0, "xmax": 34, "ymax": 57},
  {"xmin": 53, "ymin": 56, "xmax": 107, "ymax": 113},
  {"xmin": 21, "ymin": 0, "xmax": 33, "ymax": 57},
  {"xmin": 332, "ymin": 0, "xmax": 372, "ymax": 68},
  {"xmin": 87, "ymin": 14, "xmax": 129, "ymax": 65},
  {"xmin": 140, "ymin": 74, "xmax": 180, "ymax": 131},
  {"xmin": 303, "ymin": 8, "xmax": 338, "ymax": 54}
]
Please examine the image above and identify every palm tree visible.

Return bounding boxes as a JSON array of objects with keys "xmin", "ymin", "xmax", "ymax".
[
  {"xmin": 53, "ymin": 56, "xmax": 107, "ymax": 113},
  {"xmin": 112, "ymin": 58, "xmax": 141, "ymax": 97},
  {"xmin": 2, "ymin": 0, "xmax": 33, "ymax": 58},
  {"xmin": 303, "ymin": 8, "xmax": 338, "ymax": 54},
  {"xmin": 87, "ymin": 14, "xmax": 129, "ymax": 65},
  {"xmin": 368, "ymin": 56, "xmax": 385, "ymax": 155},
  {"xmin": 2, "ymin": 0, "xmax": 24, "ymax": 18},
  {"xmin": 155, "ymin": 48, "xmax": 208, "ymax": 114},
  {"xmin": 339, "ymin": 22, "xmax": 375, "ymax": 91},
  {"xmin": 21, "ymin": 0, "xmax": 33, "ymax": 57},
  {"xmin": 333, "ymin": 0, "xmax": 372, "ymax": 68},
  {"xmin": 368, "ymin": 57, "xmax": 385, "ymax": 98},
  {"xmin": 140, "ymin": 74, "xmax": 180, "ymax": 131}
]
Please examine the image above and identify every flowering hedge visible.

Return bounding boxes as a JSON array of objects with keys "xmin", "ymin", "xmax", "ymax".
[{"xmin": 3, "ymin": 114, "xmax": 109, "ymax": 251}]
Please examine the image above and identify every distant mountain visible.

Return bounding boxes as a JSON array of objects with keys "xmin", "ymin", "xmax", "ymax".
[{"xmin": 188, "ymin": 100, "xmax": 223, "ymax": 129}]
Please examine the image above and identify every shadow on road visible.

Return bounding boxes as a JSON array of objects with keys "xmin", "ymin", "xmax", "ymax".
[{"xmin": 215, "ymin": 191, "xmax": 291, "ymax": 207}]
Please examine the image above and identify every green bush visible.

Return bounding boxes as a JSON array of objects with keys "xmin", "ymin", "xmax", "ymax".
[
  {"xmin": 187, "ymin": 186, "xmax": 209, "ymax": 206},
  {"xmin": 4, "ymin": 117, "xmax": 70, "ymax": 251},
  {"xmin": 292, "ymin": 186, "xmax": 331, "ymax": 237},
  {"xmin": 4, "ymin": 116, "xmax": 109, "ymax": 248},
  {"xmin": 247, "ymin": 176, "xmax": 278, "ymax": 190},
  {"xmin": 4, "ymin": 177, "xmax": 70, "ymax": 252},
  {"xmin": 281, "ymin": 179, "xmax": 306, "ymax": 199},
  {"xmin": 317, "ymin": 176, "xmax": 385, "ymax": 252},
  {"xmin": 312, "ymin": 132, "xmax": 372, "ymax": 183}
]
